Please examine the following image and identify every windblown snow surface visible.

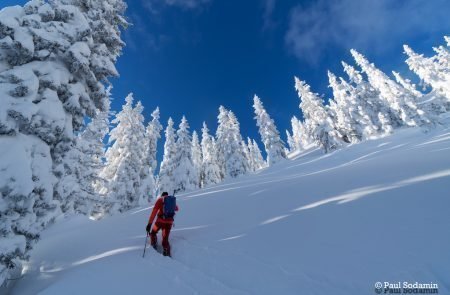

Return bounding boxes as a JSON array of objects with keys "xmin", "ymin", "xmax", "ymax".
[{"xmin": 10, "ymin": 126, "xmax": 450, "ymax": 295}]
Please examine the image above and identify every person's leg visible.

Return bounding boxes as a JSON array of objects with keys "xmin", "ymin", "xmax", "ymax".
[
  {"xmin": 161, "ymin": 223, "xmax": 172, "ymax": 256},
  {"xmin": 150, "ymin": 222, "xmax": 161, "ymax": 249}
]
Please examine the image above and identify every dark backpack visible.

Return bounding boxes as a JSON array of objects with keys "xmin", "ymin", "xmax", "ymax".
[{"xmin": 162, "ymin": 195, "xmax": 176, "ymax": 219}]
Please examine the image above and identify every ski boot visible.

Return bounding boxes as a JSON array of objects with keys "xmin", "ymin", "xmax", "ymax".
[
  {"xmin": 150, "ymin": 233, "xmax": 157, "ymax": 250},
  {"xmin": 163, "ymin": 248, "xmax": 171, "ymax": 257}
]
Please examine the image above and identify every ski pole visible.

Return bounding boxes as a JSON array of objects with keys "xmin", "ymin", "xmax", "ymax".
[{"xmin": 142, "ymin": 232, "xmax": 149, "ymax": 258}]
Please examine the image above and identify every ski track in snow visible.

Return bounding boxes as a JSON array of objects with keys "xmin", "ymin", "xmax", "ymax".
[{"xmin": 8, "ymin": 126, "xmax": 450, "ymax": 295}]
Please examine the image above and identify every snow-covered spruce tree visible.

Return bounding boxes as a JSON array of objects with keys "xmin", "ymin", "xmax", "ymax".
[
  {"xmin": 351, "ymin": 49, "xmax": 430, "ymax": 128},
  {"xmin": 435, "ymin": 36, "xmax": 450, "ymax": 79},
  {"xmin": 241, "ymin": 140, "xmax": 252, "ymax": 171},
  {"xmin": 245, "ymin": 138, "xmax": 257, "ymax": 172},
  {"xmin": 392, "ymin": 71, "xmax": 422, "ymax": 98},
  {"xmin": 286, "ymin": 130, "xmax": 295, "ymax": 153},
  {"xmin": 327, "ymin": 71, "xmax": 383, "ymax": 143},
  {"xmin": 216, "ymin": 107, "xmax": 249, "ymax": 178},
  {"xmin": 225, "ymin": 111, "xmax": 250, "ymax": 177},
  {"xmin": 288, "ymin": 116, "xmax": 311, "ymax": 152},
  {"xmin": 70, "ymin": 0, "xmax": 128, "ymax": 90},
  {"xmin": 172, "ymin": 116, "xmax": 198, "ymax": 192},
  {"xmin": 294, "ymin": 77, "xmax": 344, "ymax": 153},
  {"xmin": 341, "ymin": 61, "xmax": 393, "ymax": 135},
  {"xmin": 146, "ymin": 107, "xmax": 163, "ymax": 173},
  {"xmin": 53, "ymin": 137, "xmax": 82, "ymax": 214},
  {"xmin": 391, "ymin": 70, "xmax": 445, "ymax": 125},
  {"xmin": 0, "ymin": 135, "xmax": 56, "ymax": 285},
  {"xmin": 140, "ymin": 107, "xmax": 162, "ymax": 203},
  {"xmin": 100, "ymin": 94, "xmax": 146, "ymax": 213},
  {"xmin": 0, "ymin": 3, "xmax": 61, "ymax": 280},
  {"xmin": 200, "ymin": 122, "xmax": 222, "ymax": 187},
  {"xmin": 0, "ymin": 0, "xmax": 126, "ymax": 283},
  {"xmin": 438, "ymin": 36, "xmax": 450, "ymax": 66},
  {"xmin": 251, "ymin": 139, "xmax": 266, "ymax": 170},
  {"xmin": 404, "ymin": 42, "xmax": 450, "ymax": 113},
  {"xmin": 2, "ymin": 0, "xmax": 95, "ymax": 217},
  {"xmin": 247, "ymin": 138, "xmax": 266, "ymax": 171},
  {"xmin": 216, "ymin": 106, "xmax": 249, "ymax": 178},
  {"xmin": 158, "ymin": 118, "xmax": 177, "ymax": 193},
  {"xmin": 51, "ymin": 0, "xmax": 126, "ymax": 214},
  {"xmin": 191, "ymin": 130, "xmax": 203, "ymax": 187},
  {"xmin": 215, "ymin": 106, "xmax": 229, "ymax": 179},
  {"xmin": 19, "ymin": 0, "xmax": 126, "ymax": 215},
  {"xmin": 327, "ymin": 71, "xmax": 361, "ymax": 143},
  {"xmin": 75, "ymin": 100, "xmax": 110, "ymax": 215},
  {"xmin": 250, "ymin": 139, "xmax": 267, "ymax": 171},
  {"xmin": 253, "ymin": 95, "xmax": 286, "ymax": 165}
]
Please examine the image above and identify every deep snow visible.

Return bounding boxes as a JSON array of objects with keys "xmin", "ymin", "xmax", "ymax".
[{"xmin": 9, "ymin": 126, "xmax": 450, "ymax": 295}]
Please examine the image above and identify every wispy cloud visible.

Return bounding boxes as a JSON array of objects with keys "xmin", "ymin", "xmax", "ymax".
[
  {"xmin": 285, "ymin": 0, "xmax": 450, "ymax": 63},
  {"xmin": 262, "ymin": 0, "xmax": 277, "ymax": 31},
  {"xmin": 142, "ymin": 0, "xmax": 210, "ymax": 15},
  {"xmin": 124, "ymin": 12, "xmax": 171, "ymax": 52},
  {"xmin": 165, "ymin": 0, "xmax": 210, "ymax": 9},
  {"xmin": 126, "ymin": 0, "xmax": 210, "ymax": 52}
]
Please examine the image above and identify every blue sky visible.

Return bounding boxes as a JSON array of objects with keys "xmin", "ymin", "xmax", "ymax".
[
  {"xmin": 2, "ymin": 0, "xmax": 450, "ymax": 162},
  {"xmin": 114, "ymin": 0, "xmax": 450, "ymax": 148}
]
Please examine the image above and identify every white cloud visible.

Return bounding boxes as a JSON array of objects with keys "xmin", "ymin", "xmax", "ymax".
[
  {"xmin": 142, "ymin": 0, "xmax": 210, "ymax": 14},
  {"xmin": 262, "ymin": 0, "xmax": 277, "ymax": 31},
  {"xmin": 132, "ymin": 0, "xmax": 209, "ymax": 51},
  {"xmin": 285, "ymin": 0, "xmax": 450, "ymax": 63},
  {"xmin": 164, "ymin": 0, "xmax": 210, "ymax": 9},
  {"xmin": 124, "ymin": 12, "xmax": 171, "ymax": 51}
]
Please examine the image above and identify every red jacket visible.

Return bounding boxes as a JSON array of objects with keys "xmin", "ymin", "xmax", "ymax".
[{"xmin": 148, "ymin": 197, "xmax": 179, "ymax": 225}]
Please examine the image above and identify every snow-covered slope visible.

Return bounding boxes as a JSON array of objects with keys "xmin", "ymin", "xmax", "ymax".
[{"xmin": 10, "ymin": 126, "xmax": 450, "ymax": 295}]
